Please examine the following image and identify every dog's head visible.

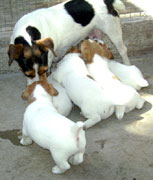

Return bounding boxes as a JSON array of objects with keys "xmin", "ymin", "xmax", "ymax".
[
  {"xmin": 79, "ymin": 39, "xmax": 114, "ymax": 64},
  {"xmin": 22, "ymin": 79, "xmax": 58, "ymax": 104},
  {"xmin": 8, "ymin": 37, "xmax": 56, "ymax": 80}
]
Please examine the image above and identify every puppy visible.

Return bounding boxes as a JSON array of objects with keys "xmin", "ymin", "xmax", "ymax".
[
  {"xmin": 20, "ymin": 80, "xmax": 86, "ymax": 174},
  {"xmin": 79, "ymin": 39, "xmax": 145, "ymax": 120},
  {"xmin": 108, "ymin": 60, "xmax": 149, "ymax": 90},
  {"xmin": 53, "ymin": 48, "xmax": 125, "ymax": 128},
  {"xmin": 8, "ymin": 0, "xmax": 130, "ymax": 85},
  {"xmin": 47, "ymin": 75, "xmax": 73, "ymax": 116}
]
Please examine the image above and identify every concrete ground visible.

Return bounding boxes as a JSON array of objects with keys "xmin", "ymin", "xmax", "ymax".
[{"xmin": 0, "ymin": 53, "xmax": 153, "ymax": 180}]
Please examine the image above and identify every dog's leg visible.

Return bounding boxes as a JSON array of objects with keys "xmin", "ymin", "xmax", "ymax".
[
  {"xmin": 20, "ymin": 135, "xmax": 32, "ymax": 145},
  {"xmin": 51, "ymin": 151, "xmax": 71, "ymax": 174},
  {"xmin": 69, "ymin": 152, "xmax": 84, "ymax": 165},
  {"xmin": 84, "ymin": 115, "xmax": 101, "ymax": 129},
  {"xmin": 97, "ymin": 16, "xmax": 130, "ymax": 65},
  {"xmin": 20, "ymin": 126, "xmax": 32, "ymax": 145}
]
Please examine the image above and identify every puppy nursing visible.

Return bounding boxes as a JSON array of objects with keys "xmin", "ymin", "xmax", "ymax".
[
  {"xmin": 53, "ymin": 48, "xmax": 125, "ymax": 128},
  {"xmin": 21, "ymin": 80, "xmax": 86, "ymax": 174},
  {"xmin": 79, "ymin": 39, "xmax": 146, "ymax": 120}
]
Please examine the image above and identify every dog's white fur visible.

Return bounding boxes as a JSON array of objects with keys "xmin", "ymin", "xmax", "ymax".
[
  {"xmin": 53, "ymin": 52, "xmax": 125, "ymax": 128},
  {"xmin": 84, "ymin": 53, "xmax": 145, "ymax": 120},
  {"xmin": 10, "ymin": 0, "xmax": 130, "ymax": 77},
  {"xmin": 108, "ymin": 60, "xmax": 149, "ymax": 90},
  {"xmin": 20, "ymin": 81, "xmax": 86, "ymax": 174},
  {"xmin": 47, "ymin": 75, "xmax": 73, "ymax": 116}
]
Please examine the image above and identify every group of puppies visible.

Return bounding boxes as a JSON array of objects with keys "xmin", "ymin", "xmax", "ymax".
[
  {"xmin": 7, "ymin": 0, "xmax": 149, "ymax": 175},
  {"xmin": 20, "ymin": 38, "xmax": 148, "ymax": 174}
]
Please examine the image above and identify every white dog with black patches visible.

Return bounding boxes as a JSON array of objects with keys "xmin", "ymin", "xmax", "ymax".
[
  {"xmin": 8, "ymin": 0, "xmax": 130, "ymax": 85},
  {"xmin": 20, "ymin": 80, "xmax": 86, "ymax": 174}
]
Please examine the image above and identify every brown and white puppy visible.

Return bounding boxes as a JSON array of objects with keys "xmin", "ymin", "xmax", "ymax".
[
  {"xmin": 20, "ymin": 79, "xmax": 86, "ymax": 174},
  {"xmin": 79, "ymin": 39, "xmax": 114, "ymax": 64}
]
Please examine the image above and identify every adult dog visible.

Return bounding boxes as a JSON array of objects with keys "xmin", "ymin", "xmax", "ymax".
[{"xmin": 8, "ymin": 0, "xmax": 130, "ymax": 84}]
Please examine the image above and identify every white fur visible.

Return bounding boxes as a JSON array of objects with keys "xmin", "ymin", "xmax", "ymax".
[
  {"xmin": 47, "ymin": 75, "xmax": 73, "ymax": 116},
  {"xmin": 53, "ymin": 53, "xmax": 125, "ymax": 129},
  {"xmin": 108, "ymin": 60, "xmax": 149, "ymax": 90},
  {"xmin": 10, "ymin": 0, "xmax": 130, "ymax": 79},
  {"xmin": 85, "ymin": 54, "xmax": 145, "ymax": 120},
  {"xmin": 20, "ymin": 83, "xmax": 86, "ymax": 174}
]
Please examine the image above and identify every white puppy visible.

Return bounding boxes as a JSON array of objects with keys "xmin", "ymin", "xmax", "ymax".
[
  {"xmin": 108, "ymin": 60, "xmax": 149, "ymax": 90},
  {"xmin": 79, "ymin": 40, "xmax": 145, "ymax": 120},
  {"xmin": 47, "ymin": 75, "xmax": 73, "ymax": 116},
  {"xmin": 53, "ymin": 49, "xmax": 125, "ymax": 128},
  {"xmin": 20, "ymin": 80, "xmax": 86, "ymax": 174}
]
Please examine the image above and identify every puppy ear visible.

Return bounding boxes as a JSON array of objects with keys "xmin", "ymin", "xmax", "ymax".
[
  {"xmin": 100, "ymin": 44, "xmax": 114, "ymax": 59},
  {"xmin": 48, "ymin": 83, "xmax": 59, "ymax": 96},
  {"xmin": 80, "ymin": 41, "xmax": 94, "ymax": 63},
  {"xmin": 8, "ymin": 44, "xmax": 23, "ymax": 66},
  {"xmin": 36, "ymin": 38, "xmax": 57, "ymax": 57},
  {"xmin": 22, "ymin": 82, "xmax": 37, "ymax": 100}
]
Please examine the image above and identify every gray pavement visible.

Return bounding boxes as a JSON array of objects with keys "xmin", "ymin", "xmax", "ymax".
[{"xmin": 0, "ymin": 53, "xmax": 153, "ymax": 180}]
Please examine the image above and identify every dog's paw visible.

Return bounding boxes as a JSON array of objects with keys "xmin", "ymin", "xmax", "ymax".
[
  {"xmin": 20, "ymin": 138, "xmax": 32, "ymax": 145},
  {"xmin": 52, "ymin": 166, "xmax": 64, "ymax": 174}
]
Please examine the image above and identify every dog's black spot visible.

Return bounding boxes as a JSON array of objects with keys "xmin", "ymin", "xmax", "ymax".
[
  {"xmin": 104, "ymin": 0, "xmax": 119, "ymax": 17},
  {"xmin": 64, "ymin": 0, "xmax": 95, "ymax": 26},
  {"xmin": 26, "ymin": 26, "xmax": 41, "ymax": 41},
  {"xmin": 14, "ymin": 36, "xmax": 30, "ymax": 46}
]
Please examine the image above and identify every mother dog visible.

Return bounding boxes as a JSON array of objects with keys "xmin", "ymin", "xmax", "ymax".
[{"xmin": 8, "ymin": 0, "xmax": 130, "ymax": 84}]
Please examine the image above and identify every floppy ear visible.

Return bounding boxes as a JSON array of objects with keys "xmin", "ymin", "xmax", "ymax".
[
  {"xmin": 8, "ymin": 44, "xmax": 23, "ymax": 66},
  {"xmin": 22, "ymin": 82, "xmax": 37, "ymax": 100},
  {"xmin": 101, "ymin": 44, "xmax": 114, "ymax": 59},
  {"xmin": 36, "ymin": 38, "xmax": 57, "ymax": 57},
  {"xmin": 47, "ymin": 83, "xmax": 59, "ymax": 96}
]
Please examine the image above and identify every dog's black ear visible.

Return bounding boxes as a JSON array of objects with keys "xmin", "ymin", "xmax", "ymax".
[
  {"xmin": 8, "ymin": 44, "xmax": 23, "ymax": 66},
  {"xmin": 36, "ymin": 38, "xmax": 57, "ymax": 57}
]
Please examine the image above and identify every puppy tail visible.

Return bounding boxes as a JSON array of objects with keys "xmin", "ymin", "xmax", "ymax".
[
  {"xmin": 113, "ymin": 0, "xmax": 126, "ymax": 11},
  {"xmin": 71, "ymin": 121, "xmax": 86, "ymax": 147}
]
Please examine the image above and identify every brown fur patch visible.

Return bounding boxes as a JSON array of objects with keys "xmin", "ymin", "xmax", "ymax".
[
  {"xmin": 87, "ymin": 75, "xmax": 95, "ymax": 81},
  {"xmin": 112, "ymin": 75, "xmax": 120, "ymax": 80},
  {"xmin": 33, "ymin": 44, "xmax": 41, "ymax": 57},
  {"xmin": 36, "ymin": 37, "xmax": 57, "ymax": 57},
  {"xmin": 8, "ymin": 44, "xmax": 24, "ymax": 66},
  {"xmin": 23, "ymin": 46, "xmax": 32, "ymax": 59},
  {"xmin": 67, "ymin": 46, "xmax": 81, "ymax": 54},
  {"xmin": 22, "ymin": 80, "xmax": 58, "ymax": 104},
  {"xmin": 24, "ymin": 70, "xmax": 35, "ymax": 78},
  {"xmin": 79, "ymin": 40, "xmax": 114, "ymax": 64}
]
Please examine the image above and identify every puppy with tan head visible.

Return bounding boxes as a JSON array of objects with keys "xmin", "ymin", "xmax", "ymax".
[
  {"xmin": 79, "ymin": 39, "xmax": 145, "ymax": 120},
  {"xmin": 53, "ymin": 46, "xmax": 128, "ymax": 128},
  {"xmin": 20, "ymin": 79, "xmax": 86, "ymax": 174}
]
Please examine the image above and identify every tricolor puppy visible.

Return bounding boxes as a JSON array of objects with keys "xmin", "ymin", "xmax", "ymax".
[
  {"xmin": 79, "ymin": 39, "xmax": 145, "ymax": 120},
  {"xmin": 20, "ymin": 80, "xmax": 86, "ymax": 174},
  {"xmin": 53, "ymin": 47, "xmax": 125, "ymax": 129},
  {"xmin": 8, "ymin": 0, "xmax": 130, "ymax": 85}
]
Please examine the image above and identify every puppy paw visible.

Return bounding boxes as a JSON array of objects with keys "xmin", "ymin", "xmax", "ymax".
[
  {"xmin": 52, "ymin": 166, "xmax": 65, "ymax": 174},
  {"xmin": 20, "ymin": 138, "xmax": 32, "ymax": 145}
]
